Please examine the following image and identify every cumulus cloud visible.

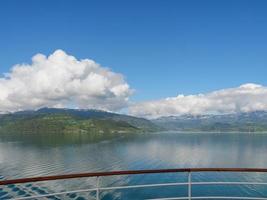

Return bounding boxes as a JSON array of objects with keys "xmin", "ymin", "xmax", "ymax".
[
  {"xmin": 129, "ymin": 83, "xmax": 267, "ymax": 118},
  {"xmin": 0, "ymin": 50, "xmax": 132, "ymax": 113}
]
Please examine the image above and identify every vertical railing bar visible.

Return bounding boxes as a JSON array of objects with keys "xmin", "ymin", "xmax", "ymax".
[
  {"xmin": 188, "ymin": 172, "xmax": 192, "ymax": 200},
  {"xmin": 96, "ymin": 176, "xmax": 100, "ymax": 200}
]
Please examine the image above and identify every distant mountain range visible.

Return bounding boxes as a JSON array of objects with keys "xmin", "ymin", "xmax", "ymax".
[
  {"xmin": 1, "ymin": 108, "xmax": 267, "ymax": 136},
  {"xmin": 0, "ymin": 108, "xmax": 159, "ymax": 136},
  {"xmin": 152, "ymin": 111, "xmax": 267, "ymax": 132}
]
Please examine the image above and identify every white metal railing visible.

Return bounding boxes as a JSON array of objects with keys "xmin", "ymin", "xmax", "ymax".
[{"xmin": 1, "ymin": 168, "xmax": 267, "ymax": 200}]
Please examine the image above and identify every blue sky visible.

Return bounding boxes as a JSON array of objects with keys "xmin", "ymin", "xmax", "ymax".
[{"xmin": 1, "ymin": 0, "xmax": 267, "ymax": 116}]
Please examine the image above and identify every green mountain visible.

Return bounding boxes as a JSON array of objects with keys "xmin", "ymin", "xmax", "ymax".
[
  {"xmin": 152, "ymin": 111, "xmax": 267, "ymax": 132},
  {"xmin": 0, "ymin": 108, "xmax": 159, "ymax": 136}
]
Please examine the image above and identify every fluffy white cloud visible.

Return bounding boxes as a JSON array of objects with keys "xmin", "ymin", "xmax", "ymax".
[
  {"xmin": 129, "ymin": 83, "xmax": 267, "ymax": 118},
  {"xmin": 0, "ymin": 50, "xmax": 132, "ymax": 113}
]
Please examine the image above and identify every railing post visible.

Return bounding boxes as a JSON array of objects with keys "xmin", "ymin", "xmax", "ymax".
[
  {"xmin": 96, "ymin": 176, "xmax": 100, "ymax": 200},
  {"xmin": 188, "ymin": 171, "xmax": 192, "ymax": 200}
]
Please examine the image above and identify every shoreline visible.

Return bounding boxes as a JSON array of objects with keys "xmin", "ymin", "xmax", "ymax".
[{"xmin": 152, "ymin": 130, "xmax": 267, "ymax": 134}]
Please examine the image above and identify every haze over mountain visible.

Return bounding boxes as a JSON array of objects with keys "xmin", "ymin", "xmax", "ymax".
[
  {"xmin": 129, "ymin": 83, "xmax": 267, "ymax": 118},
  {"xmin": 152, "ymin": 111, "xmax": 267, "ymax": 132}
]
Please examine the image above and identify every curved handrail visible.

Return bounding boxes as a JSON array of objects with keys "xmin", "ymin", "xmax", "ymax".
[{"xmin": 1, "ymin": 168, "xmax": 267, "ymax": 185}]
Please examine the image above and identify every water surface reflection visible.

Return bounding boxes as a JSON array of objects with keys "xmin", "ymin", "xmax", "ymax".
[{"xmin": 1, "ymin": 132, "xmax": 267, "ymax": 199}]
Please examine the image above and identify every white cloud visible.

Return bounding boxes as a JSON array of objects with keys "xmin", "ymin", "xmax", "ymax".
[
  {"xmin": 129, "ymin": 83, "xmax": 267, "ymax": 118},
  {"xmin": 0, "ymin": 50, "xmax": 132, "ymax": 112},
  {"xmin": 2, "ymin": 51, "xmax": 267, "ymax": 118}
]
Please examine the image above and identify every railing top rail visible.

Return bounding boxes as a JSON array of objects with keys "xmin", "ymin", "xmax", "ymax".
[{"xmin": 1, "ymin": 168, "xmax": 267, "ymax": 186}]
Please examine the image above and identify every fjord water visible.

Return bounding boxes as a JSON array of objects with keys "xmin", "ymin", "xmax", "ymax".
[{"xmin": 1, "ymin": 132, "xmax": 267, "ymax": 199}]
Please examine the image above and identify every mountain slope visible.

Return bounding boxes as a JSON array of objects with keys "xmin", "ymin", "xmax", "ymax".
[{"xmin": 0, "ymin": 108, "xmax": 159, "ymax": 135}]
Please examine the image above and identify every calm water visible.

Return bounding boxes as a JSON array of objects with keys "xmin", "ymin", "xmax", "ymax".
[{"xmin": 1, "ymin": 132, "xmax": 267, "ymax": 199}]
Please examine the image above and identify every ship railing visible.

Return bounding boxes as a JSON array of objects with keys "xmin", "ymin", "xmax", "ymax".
[{"xmin": 1, "ymin": 168, "xmax": 267, "ymax": 200}]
